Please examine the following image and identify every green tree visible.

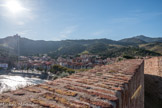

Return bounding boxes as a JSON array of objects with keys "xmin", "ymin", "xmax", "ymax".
[{"xmin": 50, "ymin": 64, "xmax": 75, "ymax": 76}]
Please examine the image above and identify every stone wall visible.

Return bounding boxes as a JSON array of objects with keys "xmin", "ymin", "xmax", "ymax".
[
  {"xmin": 158, "ymin": 57, "xmax": 162, "ymax": 76},
  {"xmin": 0, "ymin": 59, "xmax": 144, "ymax": 108},
  {"xmin": 123, "ymin": 61, "xmax": 144, "ymax": 108},
  {"xmin": 144, "ymin": 57, "xmax": 162, "ymax": 108},
  {"xmin": 144, "ymin": 57, "xmax": 159, "ymax": 75},
  {"xmin": 144, "ymin": 56, "xmax": 162, "ymax": 76}
]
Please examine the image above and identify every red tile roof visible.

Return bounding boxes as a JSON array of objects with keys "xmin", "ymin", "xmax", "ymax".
[{"xmin": 0, "ymin": 59, "xmax": 143, "ymax": 108}]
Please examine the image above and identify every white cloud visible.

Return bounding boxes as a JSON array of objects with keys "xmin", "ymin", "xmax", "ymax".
[
  {"xmin": 92, "ymin": 31, "xmax": 105, "ymax": 36},
  {"xmin": 91, "ymin": 29, "xmax": 112, "ymax": 37},
  {"xmin": 17, "ymin": 30, "xmax": 31, "ymax": 35},
  {"xmin": 60, "ymin": 25, "xmax": 77, "ymax": 38},
  {"xmin": 51, "ymin": 25, "xmax": 78, "ymax": 41},
  {"xmin": 17, "ymin": 21, "xmax": 25, "ymax": 25}
]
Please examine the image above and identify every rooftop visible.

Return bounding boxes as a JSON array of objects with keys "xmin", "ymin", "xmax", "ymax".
[{"xmin": 0, "ymin": 59, "xmax": 143, "ymax": 108}]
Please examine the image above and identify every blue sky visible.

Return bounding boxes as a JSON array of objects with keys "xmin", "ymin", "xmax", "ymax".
[{"xmin": 0, "ymin": 0, "xmax": 162, "ymax": 41}]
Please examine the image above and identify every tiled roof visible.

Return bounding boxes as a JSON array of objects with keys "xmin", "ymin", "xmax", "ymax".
[{"xmin": 0, "ymin": 59, "xmax": 143, "ymax": 108}]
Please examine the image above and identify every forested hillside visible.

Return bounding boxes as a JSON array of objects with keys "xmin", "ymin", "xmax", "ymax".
[{"xmin": 0, "ymin": 34, "xmax": 161, "ymax": 59}]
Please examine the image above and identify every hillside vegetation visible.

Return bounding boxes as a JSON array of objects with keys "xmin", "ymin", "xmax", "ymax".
[
  {"xmin": 139, "ymin": 42, "xmax": 162, "ymax": 54},
  {"xmin": 0, "ymin": 34, "xmax": 161, "ymax": 59}
]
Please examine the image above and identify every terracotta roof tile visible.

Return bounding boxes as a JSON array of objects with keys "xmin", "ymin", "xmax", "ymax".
[{"xmin": 0, "ymin": 59, "xmax": 143, "ymax": 108}]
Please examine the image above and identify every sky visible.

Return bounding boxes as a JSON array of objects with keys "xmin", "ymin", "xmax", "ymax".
[{"xmin": 0, "ymin": 0, "xmax": 162, "ymax": 41}]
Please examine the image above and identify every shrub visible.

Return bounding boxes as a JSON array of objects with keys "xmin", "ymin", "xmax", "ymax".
[{"xmin": 50, "ymin": 64, "xmax": 75, "ymax": 76}]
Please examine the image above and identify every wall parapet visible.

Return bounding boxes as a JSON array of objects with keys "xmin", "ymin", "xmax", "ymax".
[
  {"xmin": 0, "ymin": 59, "xmax": 144, "ymax": 108},
  {"xmin": 144, "ymin": 56, "xmax": 162, "ymax": 76},
  {"xmin": 144, "ymin": 56, "xmax": 162, "ymax": 108}
]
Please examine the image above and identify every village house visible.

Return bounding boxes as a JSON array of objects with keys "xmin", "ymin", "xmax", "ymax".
[
  {"xmin": 56, "ymin": 54, "xmax": 107, "ymax": 69},
  {"xmin": 16, "ymin": 54, "xmax": 117, "ymax": 71}
]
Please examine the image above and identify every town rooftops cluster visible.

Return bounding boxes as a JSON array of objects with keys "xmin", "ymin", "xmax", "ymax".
[
  {"xmin": 17, "ymin": 54, "xmax": 117, "ymax": 70},
  {"xmin": 0, "ymin": 59, "xmax": 143, "ymax": 108}
]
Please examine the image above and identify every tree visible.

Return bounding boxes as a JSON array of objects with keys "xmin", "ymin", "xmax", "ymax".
[{"xmin": 50, "ymin": 64, "xmax": 75, "ymax": 76}]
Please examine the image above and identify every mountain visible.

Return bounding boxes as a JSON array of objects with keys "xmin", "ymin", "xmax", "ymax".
[
  {"xmin": 0, "ymin": 34, "xmax": 128, "ymax": 56},
  {"xmin": 0, "ymin": 34, "xmax": 60, "ymax": 56},
  {"xmin": 119, "ymin": 35, "xmax": 162, "ymax": 55},
  {"xmin": 0, "ymin": 34, "xmax": 161, "ymax": 59},
  {"xmin": 139, "ymin": 42, "xmax": 162, "ymax": 54},
  {"xmin": 119, "ymin": 37, "xmax": 147, "ymax": 45},
  {"xmin": 135, "ymin": 35, "xmax": 162, "ymax": 42},
  {"xmin": 128, "ymin": 35, "xmax": 162, "ymax": 43},
  {"xmin": 101, "ymin": 47, "xmax": 161, "ymax": 59},
  {"xmin": 119, "ymin": 35, "xmax": 162, "ymax": 44}
]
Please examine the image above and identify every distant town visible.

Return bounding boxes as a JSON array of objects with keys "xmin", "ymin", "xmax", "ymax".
[
  {"xmin": 15, "ymin": 54, "xmax": 118, "ymax": 70},
  {"xmin": 0, "ymin": 53, "xmax": 151, "ymax": 71},
  {"xmin": 0, "ymin": 54, "xmax": 118, "ymax": 71},
  {"xmin": 0, "ymin": 54, "xmax": 120, "ymax": 81}
]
